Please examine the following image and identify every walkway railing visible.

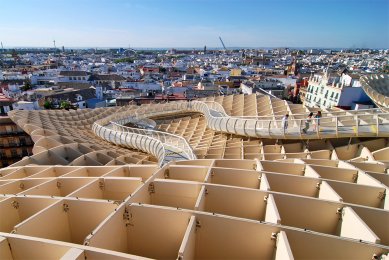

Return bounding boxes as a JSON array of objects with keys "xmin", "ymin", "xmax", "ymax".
[
  {"xmin": 186, "ymin": 101, "xmax": 389, "ymax": 139},
  {"xmin": 114, "ymin": 116, "xmax": 156, "ymax": 129},
  {"xmin": 92, "ymin": 103, "xmax": 197, "ymax": 166},
  {"xmin": 110, "ymin": 122, "xmax": 196, "ymax": 162},
  {"xmin": 92, "ymin": 122, "xmax": 166, "ymax": 167},
  {"xmin": 93, "ymin": 100, "xmax": 389, "ymax": 166},
  {"xmin": 230, "ymin": 108, "xmax": 383, "ymax": 120}
]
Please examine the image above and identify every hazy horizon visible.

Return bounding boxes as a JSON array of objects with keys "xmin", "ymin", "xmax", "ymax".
[
  {"xmin": 1, "ymin": 0, "xmax": 388, "ymax": 49},
  {"xmin": 1, "ymin": 46, "xmax": 383, "ymax": 50}
]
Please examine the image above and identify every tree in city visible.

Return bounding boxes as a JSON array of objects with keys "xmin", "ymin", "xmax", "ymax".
[
  {"xmin": 43, "ymin": 100, "xmax": 54, "ymax": 109},
  {"xmin": 60, "ymin": 100, "xmax": 72, "ymax": 110},
  {"xmin": 114, "ymin": 58, "xmax": 134, "ymax": 64},
  {"xmin": 21, "ymin": 80, "xmax": 32, "ymax": 91}
]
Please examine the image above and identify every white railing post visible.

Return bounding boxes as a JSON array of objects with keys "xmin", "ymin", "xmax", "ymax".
[{"xmin": 335, "ymin": 116, "xmax": 339, "ymax": 137}]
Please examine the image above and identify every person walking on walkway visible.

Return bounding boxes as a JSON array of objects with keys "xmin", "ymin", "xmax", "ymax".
[
  {"xmin": 302, "ymin": 112, "xmax": 314, "ymax": 134},
  {"xmin": 313, "ymin": 111, "xmax": 322, "ymax": 131},
  {"xmin": 282, "ymin": 113, "xmax": 289, "ymax": 134}
]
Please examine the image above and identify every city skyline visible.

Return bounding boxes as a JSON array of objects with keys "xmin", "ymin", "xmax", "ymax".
[{"xmin": 1, "ymin": 0, "xmax": 389, "ymax": 49}]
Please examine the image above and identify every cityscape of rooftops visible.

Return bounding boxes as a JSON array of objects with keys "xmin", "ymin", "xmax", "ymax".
[{"xmin": 0, "ymin": 0, "xmax": 389, "ymax": 259}]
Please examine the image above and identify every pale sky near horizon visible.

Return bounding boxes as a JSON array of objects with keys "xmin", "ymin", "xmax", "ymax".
[{"xmin": 1, "ymin": 0, "xmax": 388, "ymax": 49}]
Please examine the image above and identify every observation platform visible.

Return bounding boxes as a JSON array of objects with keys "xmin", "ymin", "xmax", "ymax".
[{"xmin": 3, "ymin": 94, "xmax": 389, "ymax": 259}]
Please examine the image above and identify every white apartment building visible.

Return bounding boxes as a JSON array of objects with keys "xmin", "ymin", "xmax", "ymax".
[
  {"xmin": 0, "ymin": 71, "xmax": 29, "ymax": 80},
  {"xmin": 30, "ymin": 70, "xmax": 58, "ymax": 85},
  {"xmin": 304, "ymin": 72, "xmax": 372, "ymax": 110},
  {"xmin": 58, "ymin": 71, "xmax": 89, "ymax": 83},
  {"xmin": 12, "ymin": 101, "xmax": 38, "ymax": 111},
  {"xmin": 122, "ymin": 81, "xmax": 162, "ymax": 92}
]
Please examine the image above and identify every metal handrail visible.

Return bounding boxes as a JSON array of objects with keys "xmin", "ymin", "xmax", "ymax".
[
  {"xmin": 110, "ymin": 121, "xmax": 196, "ymax": 161},
  {"xmin": 92, "ymin": 100, "xmax": 389, "ymax": 167},
  {"xmin": 113, "ymin": 103, "xmax": 197, "ymax": 160},
  {"xmin": 202, "ymin": 101, "xmax": 229, "ymax": 116},
  {"xmin": 92, "ymin": 122, "xmax": 167, "ymax": 167},
  {"xmin": 113, "ymin": 115, "xmax": 156, "ymax": 129},
  {"xmin": 218, "ymin": 108, "xmax": 384, "ymax": 120},
  {"xmin": 186, "ymin": 101, "xmax": 389, "ymax": 139},
  {"xmin": 92, "ymin": 102, "xmax": 197, "ymax": 166}
]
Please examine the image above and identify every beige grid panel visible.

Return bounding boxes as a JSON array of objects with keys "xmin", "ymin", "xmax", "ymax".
[
  {"xmin": 2, "ymin": 94, "xmax": 388, "ymax": 258},
  {"xmin": 257, "ymin": 95, "xmax": 273, "ymax": 117},
  {"xmin": 1, "ymin": 159, "xmax": 387, "ymax": 259},
  {"xmin": 230, "ymin": 94, "xmax": 244, "ymax": 116},
  {"xmin": 7, "ymin": 107, "xmax": 156, "ymax": 167},
  {"xmin": 156, "ymin": 115, "xmax": 215, "ymax": 159},
  {"xmin": 243, "ymin": 94, "xmax": 258, "ymax": 116},
  {"xmin": 360, "ymin": 74, "xmax": 389, "ymax": 112}
]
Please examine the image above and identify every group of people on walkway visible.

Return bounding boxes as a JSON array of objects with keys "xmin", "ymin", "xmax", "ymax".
[
  {"xmin": 282, "ymin": 111, "xmax": 322, "ymax": 134},
  {"xmin": 302, "ymin": 111, "xmax": 322, "ymax": 133}
]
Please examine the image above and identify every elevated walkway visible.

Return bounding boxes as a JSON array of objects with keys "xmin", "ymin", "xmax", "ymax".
[
  {"xmin": 93, "ymin": 100, "xmax": 389, "ymax": 166},
  {"xmin": 189, "ymin": 101, "xmax": 389, "ymax": 139},
  {"xmin": 92, "ymin": 108, "xmax": 197, "ymax": 167}
]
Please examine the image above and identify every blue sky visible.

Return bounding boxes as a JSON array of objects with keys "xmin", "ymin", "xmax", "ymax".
[{"xmin": 1, "ymin": 0, "xmax": 388, "ymax": 48}]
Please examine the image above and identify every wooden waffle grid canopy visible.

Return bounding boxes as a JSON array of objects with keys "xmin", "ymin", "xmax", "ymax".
[{"xmin": 1, "ymin": 93, "xmax": 388, "ymax": 259}]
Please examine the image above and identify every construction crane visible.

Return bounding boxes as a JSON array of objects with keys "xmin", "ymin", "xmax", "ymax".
[{"xmin": 219, "ymin": 36, "xmax": 227, "ymax": 51}]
